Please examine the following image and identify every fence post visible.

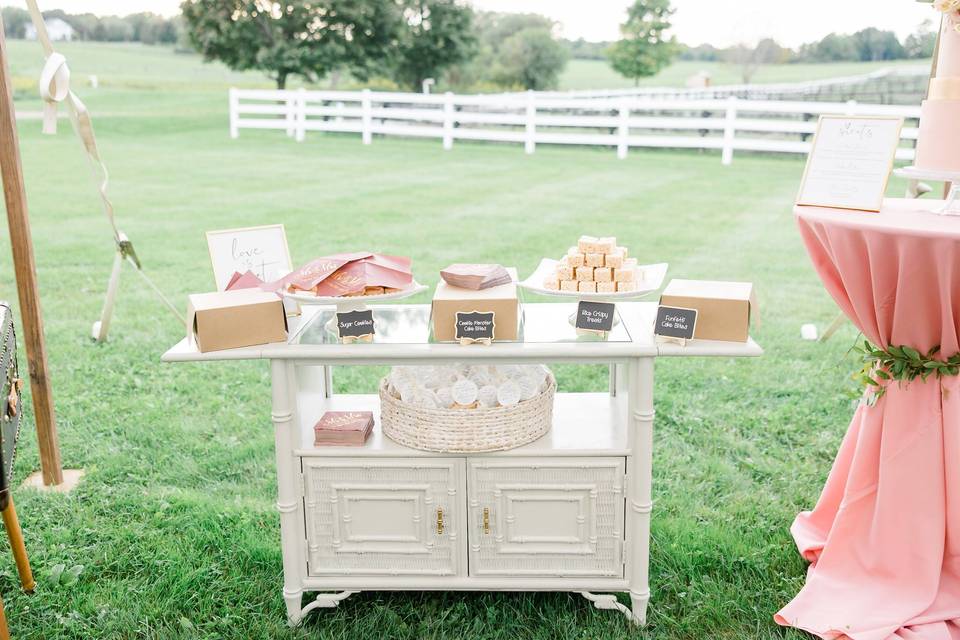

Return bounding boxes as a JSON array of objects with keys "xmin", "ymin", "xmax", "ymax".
[
  {"xmin": 295, "ymin": 87, "xmax": 306, "ymax": 142},
  {"xmin": 228, "ymin": 87, "xmax": 239, "ymax": 139},
  {"xmin": 361, "ymin": 89, "xmax": 373, "ymax": 145},
  {"xmin": 721, "ymin": 96, "xmax": 738, "ymax": 165},
  {"xmin": 285, "ymin": 92, "xmax": 295, "ymax": 137},
  {"xmin": 617, "ymin": 100, "xmax": 629, "ymax": 160},
  {"xmin": 524, "ymin": 90, "xmax": 536, "ymax": 155},
  {"xmin": 443, "ymin": 91, "xmax": 454, "ymax": 151}
]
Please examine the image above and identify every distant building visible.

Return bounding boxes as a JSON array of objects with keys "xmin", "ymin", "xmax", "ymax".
[{"xmin": 25, "ymin": 18, "xmax": 74, "ymax": 42}]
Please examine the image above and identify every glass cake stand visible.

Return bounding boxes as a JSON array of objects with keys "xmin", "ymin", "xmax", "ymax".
[
  {"xmin": 282, "ymin": 282, "xmax": 429, "ymax": 337},
  {"xmin": 894, "ymin": 166, "xmax": 960, "ymax": 215},
  {"xmin": 288, "ymin": 303, "xmax": 635, "ymax": 346}
]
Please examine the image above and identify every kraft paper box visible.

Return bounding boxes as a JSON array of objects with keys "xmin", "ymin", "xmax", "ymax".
[
  {"xmin": 432, "ymin": 268, "xmax": 519, "ymax": 341},
  {"xmin": 659, "ymin": 279, "xmax": 757, "ymax": 343},
  {"xmin": 188, "ymin": 289, "xmax": 288, "ymax": 353}
]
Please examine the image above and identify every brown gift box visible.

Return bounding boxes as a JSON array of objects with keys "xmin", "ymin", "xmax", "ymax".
[
  {"xmin": 431, "ymin": 267, "xmax": 519, "ymax": 341},
  {"xmin": 187, "ymin": 289, "xmax": 288, "ymax": 353},
  {"xmin": 659, "ymin": 279, "xmax": 757, "ymax": 343}
]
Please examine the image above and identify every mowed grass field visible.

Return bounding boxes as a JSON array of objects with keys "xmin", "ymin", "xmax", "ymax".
[{"xmin": 0, "ymin": 41, "xmax": 929, "ymax": 638}]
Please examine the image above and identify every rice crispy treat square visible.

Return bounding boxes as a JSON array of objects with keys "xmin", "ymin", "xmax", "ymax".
[{"xmin": 594, "ymin": 267, "xmax": 612, "ymax": 282}]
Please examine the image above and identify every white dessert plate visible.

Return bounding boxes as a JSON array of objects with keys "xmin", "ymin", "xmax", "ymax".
[
  {"xmin": 519, "ymin": 259, "xmax": 668, "ymax": 301},
  {"xmin": 282, "ymin": 282, "xmax": 429, "ymax": 305}
]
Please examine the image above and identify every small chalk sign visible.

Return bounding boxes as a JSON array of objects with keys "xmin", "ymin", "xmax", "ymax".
[
  {"xmin": 576, "ymin": 301, "xmax": 616, "ymax": 333},
  {"xmin": 336, "ymin": 309, "xmax": 375, "ymax": 340},
  {"xmin": 655, "ymin": 306, "xmax": 697, "ymax": 340},
  {"xmin": 455, "ymin": 311, "xmax": 496, "ymax": 343}
]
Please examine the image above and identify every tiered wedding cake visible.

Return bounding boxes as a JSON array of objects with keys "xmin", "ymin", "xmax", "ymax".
[{"xmin": 915, "ymin": 16, "xmax": 960, "ymax": 173}]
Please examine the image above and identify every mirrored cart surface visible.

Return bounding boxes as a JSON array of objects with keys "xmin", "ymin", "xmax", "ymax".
[{"xmin": 289, "ymin": 303, "xmax": 633, "ymax": 346}]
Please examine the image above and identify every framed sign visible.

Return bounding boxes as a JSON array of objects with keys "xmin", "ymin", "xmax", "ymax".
[
  {"xmin": 455, "ymin": 311, "xmax": 496, "ymax": 344},
  {"xmin": 206, "ymin": 224, "xmax": 292, "ymax": 291},
  {"xmin": 654, "ymin": 306, "xmax": 697, "ymax": 342},
  {"xmin": 336, "ymin": 310, "xmax": 375, "ymax": 342},
  {"xmin": 576, "ymin": 301, "xmax": 615, "ymax": 333},
  {"xmin": 797, "ymin": 115, "xmax": 903, "ymax": 212}
]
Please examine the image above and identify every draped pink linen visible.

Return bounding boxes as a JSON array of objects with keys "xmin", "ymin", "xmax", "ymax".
[{"xmin": 776, "ymin": 199, "xmax": 960, "ymax": 640}]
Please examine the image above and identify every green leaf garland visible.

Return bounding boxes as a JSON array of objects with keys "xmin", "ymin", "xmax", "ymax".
[{"xmin": 853, "ymin": 340, "xmax": 960, "ymax": 403}]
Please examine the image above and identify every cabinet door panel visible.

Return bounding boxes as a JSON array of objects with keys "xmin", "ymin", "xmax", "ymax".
[
  {"xmin": 468, "ymin": 458, "xmax": 625, "ymax": 577},
  {"xmin": 302, "ymin": 458, "xmax": 465, "ymax": 576}
]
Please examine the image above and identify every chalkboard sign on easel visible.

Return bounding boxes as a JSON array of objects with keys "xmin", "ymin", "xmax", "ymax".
[
  {"xmin": 575, "ymin": 301, "xmax": 616, "ymax": 333},
  {"xmin": 654, "ymin": 306, "xmax": 697, "ymax": 344},
  {"xmin": 336, "ymin": 309, "xmax": 375, "ymax": 343},
  {"xmin": 455, "ymin": 311, "xmax": 496, "ymax": 345}
]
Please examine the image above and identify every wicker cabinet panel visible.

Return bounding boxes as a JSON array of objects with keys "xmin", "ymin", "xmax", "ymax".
[
  {"xmin": 302, "ymin": 458, "xmax": 465, "ymax": 577},
  {"xmin": 467, "ymin": 458, "xmax": 625, "ymax": 577}
]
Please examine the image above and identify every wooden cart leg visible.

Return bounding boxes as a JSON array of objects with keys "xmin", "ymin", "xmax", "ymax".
[
  {"xmin": 2, "ymin": 497, "xmax": 34, "ymax": 593},
  {"xmin": 0, "ymin": 594, "xmax": 9, "ymax": 640}
]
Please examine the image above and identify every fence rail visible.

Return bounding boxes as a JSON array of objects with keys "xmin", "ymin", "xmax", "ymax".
[{"xmin": 229, "ymin": 87, "xmax": 921, "ymax": 164}]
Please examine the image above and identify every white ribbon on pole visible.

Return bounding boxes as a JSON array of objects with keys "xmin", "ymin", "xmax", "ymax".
[
  {"xmin": 26, "ymin": 0, "xmax": 183, "ymax": 324},
  {"xmin": 38, "ymin": 52, "xmax": 68, "ymax": 135}
]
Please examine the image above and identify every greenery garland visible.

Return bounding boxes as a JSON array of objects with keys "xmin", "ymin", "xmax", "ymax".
[{"xmin": 853, "ymin": 341, "xmax": 960, "ymax": 402}]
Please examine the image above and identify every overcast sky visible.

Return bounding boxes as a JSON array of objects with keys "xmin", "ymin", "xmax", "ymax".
[{"xmin": 2, "ymin": 0, "xmax": 938, "ymax": 47}]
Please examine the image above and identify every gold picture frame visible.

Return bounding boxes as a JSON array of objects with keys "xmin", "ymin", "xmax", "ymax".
[{"xmin": 796, "ymin": 115, "xmax": 904, "ymax": 213}]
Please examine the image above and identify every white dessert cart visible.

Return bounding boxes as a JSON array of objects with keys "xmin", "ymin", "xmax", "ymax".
[{"xmin": 162, "ymin": 302, "xmax": 760, "ymax": 626}]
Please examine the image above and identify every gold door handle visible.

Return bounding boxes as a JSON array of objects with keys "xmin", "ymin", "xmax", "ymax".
[
  {"xmin": 482, "ymin": 507, "xmax": 490, "ymax": 534},
  {"xmin": 436, "ymin": 507, "xmax": 444, "ymax": 535}
]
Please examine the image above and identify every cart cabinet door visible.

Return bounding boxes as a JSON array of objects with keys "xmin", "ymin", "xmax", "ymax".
[
  {"xmin": 468, "ymin": 458, "xmax": 625, "ymax": 577},
  {"xmin": 302, "ymin": 458, "xmax": 466, "ymax": 577}
]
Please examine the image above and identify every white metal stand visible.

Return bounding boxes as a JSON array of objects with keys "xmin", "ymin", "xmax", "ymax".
[
  {"xmin": 91, "ymin": 233, "xmax": 184, "ymax": 342},
  {"xmin": 162, "ymin": 302, "xmax": 761, "ymax": 627}
]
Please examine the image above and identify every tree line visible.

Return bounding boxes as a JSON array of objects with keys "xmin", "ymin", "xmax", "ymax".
[
  {"xmin": 1, "ymin": 7, "xmax": 183, "ymax": 45},
  {"xmin": 1, "ymin": 0, "xmax": 937, "ymax": 93},
  {"xmin": 678, "ymin": 25, "xmax": 936, "ymax": 67}
]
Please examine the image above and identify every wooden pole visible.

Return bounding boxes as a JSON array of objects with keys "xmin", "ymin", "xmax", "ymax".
[{"xmin": 0, "ymin": 20, "xmax": 63, "ymax": 486}]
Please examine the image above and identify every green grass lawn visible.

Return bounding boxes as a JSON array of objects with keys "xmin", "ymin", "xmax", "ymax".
[
  {"xmin": 0, "ymin": 40, "xmax": 932, "ymax": 639},
  {"xmin": 561, "ymin": 58, "xmax": 930, "ymax": 90}
]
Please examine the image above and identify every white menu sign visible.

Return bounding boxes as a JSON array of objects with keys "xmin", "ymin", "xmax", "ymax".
[{"xmin": 797, "ymin": 116, "xmax": 903, "ymax": 212}]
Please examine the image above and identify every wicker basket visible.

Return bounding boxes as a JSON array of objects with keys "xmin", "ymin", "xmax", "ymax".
[{"xmin": 380, "ymin": 374, "xmax": 555, "ymax": 453}]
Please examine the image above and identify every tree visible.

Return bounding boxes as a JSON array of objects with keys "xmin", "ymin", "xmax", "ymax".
[
  {"xmin": 852, "ymin": 27, "xmax": 905, "ymax": 61},
  {"xmin": 495, "ymin": 27, "xmax": 568, "ymax": 90},
  {"xmin": 796, "ymin": 32, "xmax": 858, "ymax": 62},
  {"xmin": 180, "ymin": 0, "xmax": 402, "ymax": 89},
  {"xmin": 904, "ymin": 20, "xmax": 937, "ymax": 59},
  {"xmin": 392, "ymin": 0, "xmax": 476, "ymax": 91},
  {"xmin": 478, "ymin": 12, "xmax": 553, "ymax": 49},
  {"xmin": 95, "ymin": 16, "xmax": 135, "ymax": 42},
  {"xmin": 1, "ymin": 7, "xmax": 30, "ymax": 39},
  {"xmin": 608, "ymin": 0, "xmax": 676, "ymax": 86},
  {"xmin": 724, "ymin": 38, "xmax": 792, "ymax": 83}
]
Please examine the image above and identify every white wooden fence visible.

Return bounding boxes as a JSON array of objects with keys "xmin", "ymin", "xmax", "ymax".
[{"xmin": 229, "ymin": 87, "xmax": 921, "ymax": 164}]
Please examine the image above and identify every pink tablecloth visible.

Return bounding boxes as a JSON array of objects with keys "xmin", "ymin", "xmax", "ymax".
[{"xmin": 777, "ymin": 199, "xmax": 960, "ymax": 640}]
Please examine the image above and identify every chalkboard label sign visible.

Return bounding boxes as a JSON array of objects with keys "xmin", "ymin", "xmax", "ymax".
[
  {"xmin": 576, "ymin": 301, "xmax": 616, "ymax": 332},
  {"xmin": 336, "ymin": 310, "xmax": 375, "ymax": 339},
  {"xmin": 655, "ymin": 306, "xmax": 697, "ymax": 340},
  {"xmin": 455, "ymin": 311, "xmax": 496, "ymax": 342}
]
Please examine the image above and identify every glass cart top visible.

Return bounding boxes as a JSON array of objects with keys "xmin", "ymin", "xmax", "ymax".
[{"xmin": 289, "ymin": 303, "xmax": 633, "ymax": 346}]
